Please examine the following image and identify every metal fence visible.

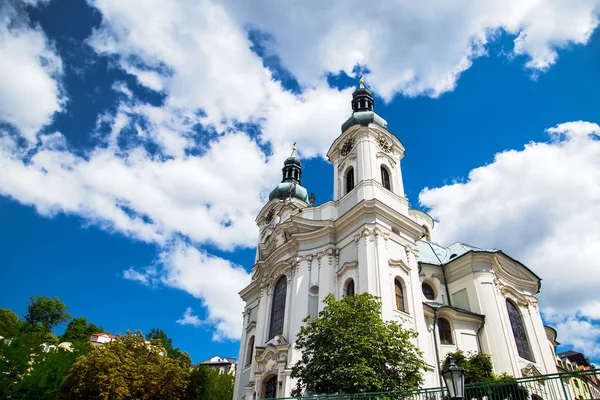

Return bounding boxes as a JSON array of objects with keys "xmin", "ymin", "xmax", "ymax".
[{"xmin": 276, "ymin": 369, "xmax": 600, "ymax": 400}]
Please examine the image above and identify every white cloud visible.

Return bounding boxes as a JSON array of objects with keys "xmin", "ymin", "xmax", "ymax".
[
  {"xmin": 419, "ymin": 121, "xmax": 600, "ymax": 357},
  {"xmin": 225, "ymin": 0, "xmax": 600, "ymax": 99},
  {"xmin": 0, "ymin": 129, "xmax": 273, "ymax": 249},
  {"xmin": 128, "ymin": 242, "xmax": 251, "ymax": 340},
  {"xmin": 0, "ymin": 0, "xmax": 64, "ymax": 142},
  {"xmin": 2, "ymin": 0, "xmax": 599, "ymax": 343},
  {"xmin": 176, "ymin": 307, "xmax": 203, "ymax": 328}
]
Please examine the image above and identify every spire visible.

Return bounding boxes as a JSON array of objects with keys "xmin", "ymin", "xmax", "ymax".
[
  {"xmin": 282, "ymin": 142, "xmax": 302, "ymax": 184},
  {"xmin": 268, "ymin": 142, "xmax": 310, "ymax": 204},
  {"xmin": 351, "ymin": 75, "xmax": 374, "ymax": 113}
]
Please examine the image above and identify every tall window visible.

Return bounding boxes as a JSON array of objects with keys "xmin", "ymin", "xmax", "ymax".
[
  {"xmin": 269, "ymin": 276, "xmax": 287, "ymax": 339},
  {"xmin": 346, "ymin": 167, "xmax": 355, "ymax": 193},
  {"xmin": 264, "ymin": 376, "xmax": 277, "ymax": 398},
  {"xmin": 381, "ymin": 166, "xmax": 391, "ymax": 190},
  {"xmin": 245, "ymin": 336, "xmax": 255, "ymax": 366},
  {"xmin": 438, "ymin": 318, "xmax": 453, "ymax": 344},
  {"xmin": 395, "ymin": 279, "xmax": 405, "ymax": 312},
  {"xmin": 422, "ymin": 282, "xmax": 435, "ymax": 300},
  {"xmin": 345, "ymin": 279, "xmax": 355, "ymax": 296},
  {"xmin": 506, "ymin": 300, "xmax": 534, "ymax": 361}
]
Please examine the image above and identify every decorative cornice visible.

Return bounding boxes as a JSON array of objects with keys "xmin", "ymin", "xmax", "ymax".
[
  {"xmin": 337, "ymin": 261, "xmax": 358, "ymax": 277},
  {"xmin": 389, "ymin": 258, "xmax": 411, "ymax": 274}
]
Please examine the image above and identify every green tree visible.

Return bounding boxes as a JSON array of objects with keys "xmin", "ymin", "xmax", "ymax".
[
  {"xmin": 59, "ymin": 331, "xmax": 189, "ymax": 399},
  {"xmin": 186, "ymin": 365, "xmax": 235, "ymax": 400},
  {"xmin": 146, "ymin": 328, "xmax": 191, "ymax": 365},
  {"xmin": 61, "ymin": 317, "xmax": 102, "ymax": 343},
  {"xmin": 443, "ymin": 351, "xmax": 529, "ymax": 400},
  {"xmin": 0, "ymin": 309, "xmax": 21, "ymax": 338},
  {"xmin": 10, "ymin": 342, "xmax": 87, "ymax": 400},
  {"xmin": 291, "ymin": 293, "xmax": 426, "ymax": 395},
  {"xmin": 24, "ymin": 296, "xmax": 71, "ymax": 332},
  {"xmin": 443, "ymin": 350, "xmax": 494, "ymax": 384}
]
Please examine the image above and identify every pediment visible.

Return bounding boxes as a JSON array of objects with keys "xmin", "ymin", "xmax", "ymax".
[
  {"xmin": 337, "ymin": 261, "xmax": 358, "ymax": 276},
  {"xmin": 389, "ymin": 258, "xmax": 411, "ymax": 274}
]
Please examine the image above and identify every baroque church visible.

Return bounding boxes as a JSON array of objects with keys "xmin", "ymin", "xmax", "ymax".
[{"xmin": 233, "ymin": 79, "xmax": 558, "ymax": 399}]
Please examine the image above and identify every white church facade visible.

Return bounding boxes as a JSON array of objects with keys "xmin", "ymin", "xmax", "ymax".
[{"xmin": 233, "ymin": 80, "xmax": 558, "ymax": 399}]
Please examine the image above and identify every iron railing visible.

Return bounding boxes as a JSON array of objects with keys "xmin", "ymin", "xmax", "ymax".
[{"xmin": 276, "ymin": 368, "xmax": 600, "ymax": 400}]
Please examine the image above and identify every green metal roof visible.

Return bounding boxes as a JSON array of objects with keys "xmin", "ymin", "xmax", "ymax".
[
  {"xmin": 341, "ymin": 110, "xmax": 388, "ymax": 132},
  {"xmin": 268, "ymin": 182, "xmax": 309, "ymax": 204}
]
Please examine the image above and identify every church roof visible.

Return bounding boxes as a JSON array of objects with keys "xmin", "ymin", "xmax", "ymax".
[
  {"xmin": 341, "ymin": 110, "xmax": 388, "ymax": 132},
  {"xmin": 417, "ymin": 240, "xmax": 542, "ymax": 293},
  {"xmin": 416, "ymin": 240, "xmax": 496, "ymax": 265}
]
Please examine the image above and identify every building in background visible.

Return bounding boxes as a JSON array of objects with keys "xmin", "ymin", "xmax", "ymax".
[
  {"xmin": 557, "ymin": 350, "xmax": 600, "ymax": 399},
  {"xmin": 234, "ymin": 80, "xmax": 559, "ymax": 399},
  {"xmin": 89, "ymin": 333, "xmax": 115, "ymax": 346},
  {"xmin": 198, "ymin": 356, "xmax": 237, "ymax": 375}
]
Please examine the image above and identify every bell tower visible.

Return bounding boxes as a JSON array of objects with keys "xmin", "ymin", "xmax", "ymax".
[{"xmin": 327, "ymin": 77, "xmax": 409, "ymax": 216}]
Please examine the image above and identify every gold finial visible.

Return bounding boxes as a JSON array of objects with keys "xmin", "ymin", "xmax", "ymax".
[
  {"xmin": 293, "ymin": 141, "xmax": 297, "ymax": 151},
  {"xmin": 359, "ymin": 75, "xmax": 365, "ymax": 88}
]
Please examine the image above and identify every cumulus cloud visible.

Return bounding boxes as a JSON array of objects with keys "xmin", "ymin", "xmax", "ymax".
[
  {"xmin": 176, "ymin": 307, "xmax": 203, "ymax": 328},
  {"xmin": 419, "ymin": 121, "xmax": 600, "ymax": 358},
  {"xmin": 225, "ymin": 0, "xmax": 600, "ymax": 99},
  {"xmin": 2, "ymin": 0, "xmax": 599, "ymax": 343},
  {"xmin": 127, "ymin": 242, "xmax": 251, "ymax": 340},
  {"xmin": 0, "ymin": 0, "xmax": 64, "ymax": 142}
]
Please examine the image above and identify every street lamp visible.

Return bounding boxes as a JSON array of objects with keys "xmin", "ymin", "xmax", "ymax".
[{"xmin": 441, "ymin": 356, "xmax": 466, "ymax": 400}]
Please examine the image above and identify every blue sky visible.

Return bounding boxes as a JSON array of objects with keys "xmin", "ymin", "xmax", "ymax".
[{"xmin": 1, "ymin": 0, "xmax": 600, "ymax": 365}]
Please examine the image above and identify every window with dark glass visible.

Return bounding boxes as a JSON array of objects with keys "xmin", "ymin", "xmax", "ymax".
[
  {"xmin": 381, "ymin": 166, "xmax": 391, "ymax": 190},
  {"xmin": 245, "ymin": 336, "xmax": 255, "ymax": 366},
  {"xmin": 422, "ymin": 282, "xmax": 435, "ymax": 300},
  {"xmin": 506, "ymin": 300, "xmax": 534, "ymax": 361},
  {"xmin": 346, "ymin": 279, "xmax": 355, "ymax": 296},
  {"xmin": 264, "ymin": 375, "xmax": 277, "ymax": 398},
  {"xmin": 346, "ymin": 167, "xmax": 355, "ymax": 193},
  {"xmin": 438, "ymin": 318, "xmax": 453, "ymax": 344},
  {"xmin": 395, "ymin": 279, "xmax": 405, "ymax": 312},
  {"xmin": 269, "ymin": 276, "xmax": 287, "ymax": 339}
]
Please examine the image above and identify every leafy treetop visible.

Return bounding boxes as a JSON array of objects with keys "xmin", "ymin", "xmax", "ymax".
[
  {"xmin": 25, "ymin": 296, "xmax": 71, "ymax": 332},
  {"xmin": 291, "ymin": 293, "xmax": 426, "ymax": 396},
  {"xmin": 0, "ymin": 309, "xmax": 21, "ymax": 338}
]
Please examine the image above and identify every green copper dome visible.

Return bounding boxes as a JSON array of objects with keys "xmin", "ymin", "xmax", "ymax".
[
  {"xmin": 268, "ymin": 182, "xmax": 309, "ymax": 203},
  {"xmin": 268, "ymin": 145, "xmax": 310, "ymax": 204},
  {"xmin": 341, "ymin": 77, "xmax": 388, "ymax": 132},
  {"xmin": 341, "ymin": 111, "xmax": 388, "ymax": 132}
]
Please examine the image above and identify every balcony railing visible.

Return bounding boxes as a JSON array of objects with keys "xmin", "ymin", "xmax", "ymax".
[{"xmin": 276, "ymin": 368, "xmax": 600, "ymax": 400}]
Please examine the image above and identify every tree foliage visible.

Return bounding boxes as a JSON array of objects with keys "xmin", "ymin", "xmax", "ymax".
[
  {"xmin": 443, "ymin": 350, "xmax": 529, "ymax": 400},
  {"xmin": 186, "ymin": 365, "xmax": 235, "ymax": 400},
  {"xmin": 291, "ymin": 293, "xmax": 426, "ymax": 395},
  {"xmin": 60, "ymin": 317, "xmax": 102, "ymax": 343},
  {"xmin": 10, "ymin": 343, "xmax": 87, "ymax": 400},
  {"xmin": 59, "ymin": 331, "xmax": 189, "ymax": 399},
  {"xmin": 25, "ymin": 296, "xmax": 71, "ymax": 332},
  {"xmin": 146, "ymin": 328, "xmax": 190, "ymax": 364},
  {"xmin": 443, "ymin": 350, "xmax": 494, "ymax": 384},
  {"xmin": 0, "ymin": 309, "xmax": 21, "ymax": 338}
]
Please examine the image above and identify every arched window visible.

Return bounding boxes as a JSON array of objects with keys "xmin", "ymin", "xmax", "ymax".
[
  {"xmin": 264, "ymin": 375, "xmax": 277, "ymax": 398},
  {"xmin": 381, "ymin": 166, "xmax": 391, "ymax": 190},
  {"xmin": 395, "ymin": 278, "xmax": 405, "ymax": 312},
  {"xmin": 422, "ymin": 225, "xmax": 431, "ymax": 242},
  {"xmin": 245, "ymin": 336, "xmax": 255, "ymax": 366},
  {"xmin": 346, "ymin": 167, "xmax": 355, "ymax": 194},
  {"xmin": 422, "ymin": 282, "xmax": 435, "ymax": 300},
  {"xmin": 345, "ymin": 279, "xmax": 355, "ymax": 296},
  {"xmin": 438, "ymin": 318, "xmax": 453, "ymax": 344},
  {"xmin": 308, "ymin": 285, "xmax": 319, "ymax": 320},
  {"xmin": 269, "ymin": 276, "xmax": 287, "ymax": 339},
  {"xmin": 506, "ymin": 300, "xmax": 534, "ymax": 361}
]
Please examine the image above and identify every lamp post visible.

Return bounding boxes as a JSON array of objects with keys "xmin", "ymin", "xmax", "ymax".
[{"xmin": 441, "ymin": 356, "xmax": 466, "ymax": 400}]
